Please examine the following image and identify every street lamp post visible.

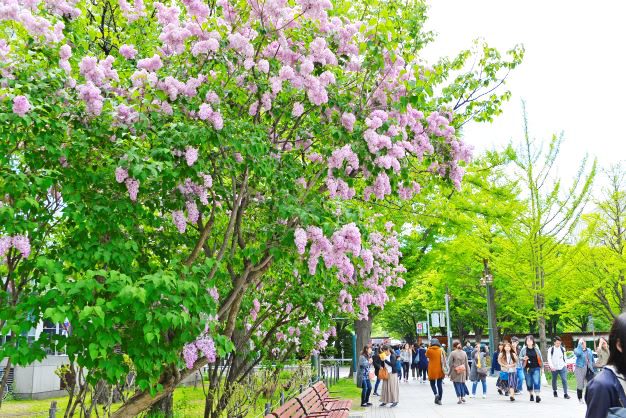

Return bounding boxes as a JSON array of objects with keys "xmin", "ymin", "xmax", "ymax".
[{"xmin": 480, "ymin": 271, "xmax": 496, "ymax": 357}]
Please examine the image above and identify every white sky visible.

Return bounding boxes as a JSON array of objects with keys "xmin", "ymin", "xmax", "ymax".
[{"xmin": 422, "ymin": 0, "xmax": 626, "ymax": 198}]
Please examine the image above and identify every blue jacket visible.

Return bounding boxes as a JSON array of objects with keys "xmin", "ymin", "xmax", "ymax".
[
  {"xmin": 575, "ymin": 341, "xmax": 596, "ymax": 370},
  {"xmin": 491, "ymin": 351, "xmax": 501, "ymax": 373},
  {"xmin": 585, "ymin": 367, "xmax": 626, "ymax": 418},
  {"xmin": 416, "ymin": 347, "xmax": 428, "ymax": 368}
]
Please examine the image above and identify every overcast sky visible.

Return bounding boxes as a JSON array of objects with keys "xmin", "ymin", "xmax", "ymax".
[{"xmin": 422, "ymin": 0, "xmax": 626, "ymax": 197}]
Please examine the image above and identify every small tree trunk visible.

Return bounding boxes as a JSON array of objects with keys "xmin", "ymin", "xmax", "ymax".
[
  {"xmin": 149, "ymin": 392, "xmax": 173, "ymax": 418},
  {"xmin": 0, "ymin": 357, "xmax": 12, "ymax": 409},
  {"xmin": 354, "ymin": 316, "xmax": 373, "ymax": 388}
]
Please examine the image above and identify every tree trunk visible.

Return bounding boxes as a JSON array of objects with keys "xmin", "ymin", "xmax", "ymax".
[
  {"xmin": 0, "ymin": 357, "xmax": 12, "ymax": 409},
  {"xmin": 354, "ymin": 315, "xmax": 373, "ymax": 388},
  {"xmin": 149, "ymin": 392, "xmax": 173, "ymax": 418}
]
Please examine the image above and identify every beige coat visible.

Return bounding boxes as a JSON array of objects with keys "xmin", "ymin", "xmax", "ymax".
[{"xmin": 447, "ymin": 349, "xmax": 470, "ymax": 382}]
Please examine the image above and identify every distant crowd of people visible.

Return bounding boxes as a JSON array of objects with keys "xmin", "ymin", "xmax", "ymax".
[{"xmin": 358, "ymin": 313, "xmax": 626, "ymax": 417}]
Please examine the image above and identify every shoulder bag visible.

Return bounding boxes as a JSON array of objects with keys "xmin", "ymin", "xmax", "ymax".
[{"xmin": 378, "ymin": 366, "xmax": 389, "ymax": 381}]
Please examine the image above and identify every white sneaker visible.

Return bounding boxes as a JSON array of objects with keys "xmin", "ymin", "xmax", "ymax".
[
  {"xmin": 469, "ymin": 394, "xmax": 475, "ymax": 399},
  {"xmin": 482, "ymin": 395, "xmax": 486, "ymax": 399}
]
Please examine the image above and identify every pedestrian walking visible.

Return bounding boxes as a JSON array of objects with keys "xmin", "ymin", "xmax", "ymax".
[
  {"xmin": 512, "ymin": 336, "xmax": 525, "ymax": 394},
  {"xmin": 379, "ymin": 345, "xmax": 399, "ymax": 407},
  {"xmin": 417, "ymin": 343, "xmax": 429, "ymax": 383},
  {"xmin": 470, "ymin": 343, "xmax": 489, "ymax": 398},
  {"xmin": 548, "ymin": 336, "xmax": 570, "ymax": 399},
  {"xmin": 574, "ymin": 337, "xmax": 596, "ymax": 404},
  {"xmin": 585, "ymin": 313, "xmax": 626, "ymax": 418},
  {"xmin": 595, "ymin": 337, "xmax": 610, "ymax": 369},
  {"xmin": 464, "ymin": 342, "xmax": 474, "ymax": 370},
  {"xmin": 448, "ymin": 340, "xmax": 471, "ymax": 404},
  {"xmin": 520, "ymin": 335, "xmax": 544, "ymax": 403},
  {"xmin": 359, "ymin": 345, "xmax": 373, "ymax": 407},
  {"xmin": 426, "ymin": 338, "xmax": 446, "ymax": 405},
  {"xmin": 400, "ymin": 343, "xmax": 412, "ymax": 382},
  {"xmin": 410, "ymin": 343, "xmax": 419, "ymax": 380},
  {"xmin": 498, "ymin": 340, "xmax": 519, "ymax": 402},
  {"xmin": 492, "ymin": 342, "xmax": 504, "ymax": 395},
  {"xmin": 372, "ymin": 348, "xmax": 382, "ymax": 396}
]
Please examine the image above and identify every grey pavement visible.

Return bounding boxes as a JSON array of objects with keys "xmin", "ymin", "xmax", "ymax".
[{"xmin": 352, "ymin": 376, "xmax": 587, "ymax": 418}]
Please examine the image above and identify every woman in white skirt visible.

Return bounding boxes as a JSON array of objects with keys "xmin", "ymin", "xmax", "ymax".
[{"xmin": 379, "ymin": 345, "xmax": 400, "ymax": 407}]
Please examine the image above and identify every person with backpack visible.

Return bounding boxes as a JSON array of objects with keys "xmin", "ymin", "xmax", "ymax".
[
  {"xmin": 417, "ymin": 343, "xmax": 429, "ymax": 383},
  {"xmin": 372, "ymin": 348, "xmax": 382, "ymax": 396},
  {"xmin": 520, "ymin": 335, "xmax": 544, "ymax": 403},
  {"xmin": 470, "ymin": 342, "xmax": 489, "ymax": 398},
  {"xmin": 548, "ymin": 336, "xmax": 570, "ymax": 399},
  {"xmin": 585, "ymin": 313, "xmax": 626, "ymax": 418},
  {"xmin": 575, "ymin": 337, "xmax": 596, "ymax": 404},
  {"xmin": 426, "ymin": 338, "xmax": 446, "ymax": 405}
]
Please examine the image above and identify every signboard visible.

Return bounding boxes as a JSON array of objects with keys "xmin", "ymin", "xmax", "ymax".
[
  {"xmin": 417, "ymin": 323, "xmax": 423, "ymax": 333},
  {"xmin": 431, "ymin": 312, "xmax": 440, "ymax": 328},
  {"xmin": 431, "ymin": 311, "xmax": 445, "ymax": 328}
]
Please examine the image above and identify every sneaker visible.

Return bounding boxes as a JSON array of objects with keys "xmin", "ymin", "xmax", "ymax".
[
  {"xmin": 536, "ymin": 396, "xmax": 541, "ymax": 403},
  {"xmin": 457, "ymin": 399, "xmax": 462, "ymax": 404},
  {"xmin": 373, "ymin": 393, "xmax": 379, "ymax": 396},
  {"xmin": 380, "ymin": 403, "xmax": 387, "ymax": 407},
  {"xmin": 361, "ymin": 403, "xmax": 368, "ymax": 407},
  {"xmin": 497, "ymin": 389, "xmax": 503, "ymax": 396},
  {"xmin": 469, "ymin": 394, "xmax": 475, "ymax": 399},
  {"xmin": 366, "ymin": 403, "xmax": 373, "ymax": 406},
  {"xmin": 564, "ymin": 394, "xmax": 571, "ymax": 399},
  {"xmin": 510, "ymin": 396, "xmax": 516, "ymax": 402},
  {"xmin": 391, "ymin": 402, "xmax": 398, "ymax": 407},
  {"xmin": 554, "ymin": 390, "xmax": 558, "ymax": 398},
  {"xmin": 482, "ymin": 395, "xmax": 487, "ymax": 399},
  {"xmin": 461, "ymin": 398, "xmax": 466, "ymax": 403},
  {"xmin": 579, "ymin": 399, "xmax": 584, "ymax": 404},
  {"xmin": 530, "ymin": 394, "xmax": 534, "ymax": 402}
]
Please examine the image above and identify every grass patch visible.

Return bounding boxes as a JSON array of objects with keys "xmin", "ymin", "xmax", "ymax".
[{"xmin": 327, "ymin": 377, "xmax": 363, "ymax": 411}]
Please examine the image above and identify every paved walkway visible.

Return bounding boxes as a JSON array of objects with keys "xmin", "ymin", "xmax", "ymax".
[{"xmin": 351, "ymin": 376, "xmax": 587, "ymax": 418}]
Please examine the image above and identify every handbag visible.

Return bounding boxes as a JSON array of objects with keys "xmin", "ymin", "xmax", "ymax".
[
  {"xmin": 454, "ymin": 364, "xmax": 466, "ymax": 373},
  {"xmin": 499, "ymin": 371, "xmax": 509, "ymax": 381},
  {"xmin": 368, "ymin": 370, "xmax": 376, "ymax": 380},
  {"xmin": 378, "ymin": 367, "xmax": 389, "ymax": 381},
  {"xmin": 585, "ymin": 367, "xmax": 595, "ymax": 382}
]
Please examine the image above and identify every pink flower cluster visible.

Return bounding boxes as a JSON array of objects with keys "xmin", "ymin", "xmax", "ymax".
[
  {"xmin": 176, "ymin": 175, "xmax": 212, "ymax": 205},
  {"xmin": 182, "ymin": 336, "xmax": 216, "ymax": 369},
  {"xmin": 297, "ymin": 223, "xmax": 361, "ymax": 282},
  {"xmin": 12, "ymin": 95, "xmax": 31, "ymax": 116},
  {"xmin": 197, "ymin": 104, "xmax": 224, "ymax": 130},
  {"xmin": 114, "ymin": 167, "xmax": 139, "ymax": 201},
  {"xmin": 119, "ymin": 44, "xmax": 137, "ymax": 59},
  {"xmin": 250, "ymin": 298, "xmax": 261, "ymax": 321},
  {"xmin": 0, "ymin": 234, "xmax": 31, "ymax": 261}
]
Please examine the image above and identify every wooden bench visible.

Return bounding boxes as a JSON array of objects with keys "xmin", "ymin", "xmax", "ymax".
[
  {"xmin": 264, "ymin": 382, "xmax": 351, "ymax": 418},
  {"xmin": 311, "ymin": 381, "xmax": 351, "ymax": 411}
]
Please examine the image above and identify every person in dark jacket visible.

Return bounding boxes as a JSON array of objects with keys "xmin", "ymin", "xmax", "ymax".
[
  {"xmin": 491, "ymin": 342, "xmax": 504, "ymax": 395},
  {"xmin": 417, "ymin": 344, "xmax": 429, "ymax": 383},
  {"xmin": 372, "ymin": 347, "xmax": 382, "ymax": 396},
  {"xmin": 586, "ymin": 313, "xmax": 626, "ymax": 418}
]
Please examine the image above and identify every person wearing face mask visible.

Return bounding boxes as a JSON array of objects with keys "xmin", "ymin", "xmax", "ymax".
[
  {"xmin": 585, "ymin": 313, "xmax": 626, "ymax": 418},
  {"xmin": 575, "ymin": 337, "xmax": 596, "ymax": 404}
]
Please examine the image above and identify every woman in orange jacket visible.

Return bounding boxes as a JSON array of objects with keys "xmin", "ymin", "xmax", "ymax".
[{"xmin": 425, "ymin": 338, "xmax": 446, "ymax": 405}]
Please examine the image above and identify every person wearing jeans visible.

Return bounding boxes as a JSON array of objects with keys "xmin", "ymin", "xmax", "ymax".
[
  {"xmin": 359, "ymin": 345, "xmax": 373, "ymax": 407},
  {"xmin": 520, "ymin": 335, "xmax": 544, "ymax": 403},
  {"xmin": 372, "ymin": 348, "xmax": 382, "ymax": 396},
  {"xmin": 512, "ymin": 337, "xmax": 525, "ymax": 393},
  {"xmin": 548, "ymin": 336, "xmax": 570, "ymax": 399},
  {"xmin": 425, "ymin": 338, "xmax": 446, "ymax": 405},
  {"xmin": 470, "ymin": 343, "xmax": 488, "ymax": 398}
]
